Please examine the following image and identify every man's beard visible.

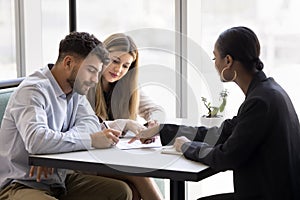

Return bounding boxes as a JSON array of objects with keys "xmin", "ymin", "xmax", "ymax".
[{"xmin": 67, "ymin": 70, "xmax": 95, "ymax": 95}]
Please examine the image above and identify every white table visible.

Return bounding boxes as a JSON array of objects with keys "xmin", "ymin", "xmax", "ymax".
[{"xmin": 29, "ymin": 143, "xmax": 217, "ymax": 200}]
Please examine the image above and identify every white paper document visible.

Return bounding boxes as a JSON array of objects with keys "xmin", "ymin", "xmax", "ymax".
[{"xmin": 116, "ymin": 137, "xmax": 162, "ymax": 150}]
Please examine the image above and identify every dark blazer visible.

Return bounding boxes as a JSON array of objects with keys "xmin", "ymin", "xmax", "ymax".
[{"xmin": 159, "ymin": 71, "xmax": 300, "ymax": 200}]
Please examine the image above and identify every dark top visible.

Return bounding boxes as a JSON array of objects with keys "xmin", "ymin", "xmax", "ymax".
[
  {"xmin": 159, "ymin": 71, "xmax": 300, "ymax": 200},
  {"xmin": 103, "ymin": 90, "xmax": 114, "ymax": 120}
]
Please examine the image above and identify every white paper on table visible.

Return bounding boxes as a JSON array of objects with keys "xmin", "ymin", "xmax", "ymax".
[{"xmin": 116, "ymin": 136, "xmax": 162, "ymax": 150}]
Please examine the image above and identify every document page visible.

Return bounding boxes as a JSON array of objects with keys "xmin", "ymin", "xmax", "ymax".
[{"xmin": 116, "ymin": 136, "xmax": 162, "ymax": 150}]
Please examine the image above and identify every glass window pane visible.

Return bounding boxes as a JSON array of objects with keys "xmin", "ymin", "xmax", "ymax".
[
  {"xmin": 20, "ymin": 0, "xmax": 68, "ymax": 76},
  {"xmin": 0, "ymin": 0, "xmax": 17, "ymax": 80},
  {"xmin": 40, "ymin": 0, "xmax": 68, "ymax": 69},
  {"xmin": 77, "ymin": 0, "xmax": 174, "ymax": 36},
  {"xmin": 188, "ymin": 0, "xmax": 300, "ymax": 117}
]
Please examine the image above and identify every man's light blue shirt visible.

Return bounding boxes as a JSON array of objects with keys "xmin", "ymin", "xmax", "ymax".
[{"xmin": 0, "ymin": 65, "xmax": 101, "ymax": 191}]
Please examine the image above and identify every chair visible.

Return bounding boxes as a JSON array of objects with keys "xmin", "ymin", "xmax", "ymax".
[
  {"xmin": 0, "ymin": 78, "xmax": 24, "ymax": 126},
  {"xmin": 0, "ymin": 88, "xmax": 15, "ymax": 127}
]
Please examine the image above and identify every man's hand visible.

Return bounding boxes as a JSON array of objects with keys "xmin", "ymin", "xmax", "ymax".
[
  {"xmin": 129, "ymin": 124, "xmax": 160, "ymax": 144},
  {"xmin": 91, "ymin": 128, "xmax": 121, "ymax": 148},
  {"xmin": 174, "ymin": 136, "xmax": 191, "ymax": 152},
  {"xmin": 29, "ymin": 166, "xmax": 54, "ymax": 182}
]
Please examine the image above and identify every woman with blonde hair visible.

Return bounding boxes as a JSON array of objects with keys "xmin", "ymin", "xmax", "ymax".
[
  {"xmin": 88, "ymin": 33, "xmax": 163, "ymax": 123},
  {"xmin": 87, "ymin": 33, "xmax": 164, "ymax": 200}
]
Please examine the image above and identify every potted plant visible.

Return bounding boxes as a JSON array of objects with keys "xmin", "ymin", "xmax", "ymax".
[{"xmin": 200, "ymin": 89, "xmax": 229, "ymax": 127}]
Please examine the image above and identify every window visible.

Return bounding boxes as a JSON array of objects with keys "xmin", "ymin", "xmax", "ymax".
[
  {"xmin": 187, "ymin": 0, "xmax": 300, "ymax": 117},
  {"xmin": 0, "ymin": 0, "xmax": 68, "ymax": 78},
  {"xmin": 40, "ymin": 0, "xmax": 68, "ymax": 72},
  {"xmin": 0, "ymin": 0, "xmax": 16, "ymax": 80}
]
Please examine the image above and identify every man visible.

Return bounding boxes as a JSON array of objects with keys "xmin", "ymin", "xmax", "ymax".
[{"xmin": 0, "ymin": 32, "xmax": 133, "ymax": 200}]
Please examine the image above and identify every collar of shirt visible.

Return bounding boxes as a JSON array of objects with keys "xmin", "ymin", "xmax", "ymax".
[{"xmin": 46, "ymin": 64, "xmax": 74, "ymax": 101}]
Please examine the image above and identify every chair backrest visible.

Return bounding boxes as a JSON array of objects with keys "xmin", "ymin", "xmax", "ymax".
[
  {"xmin": 0, "ymin": 77, "xmax": 24, "ymax": 89},
  {"xmin": 0, "ymin": 78, "xmax": 24, "ymax": 127},
  {"xmin": 0, "ymin": 88, "xmax": 15, "ymax": 127}
]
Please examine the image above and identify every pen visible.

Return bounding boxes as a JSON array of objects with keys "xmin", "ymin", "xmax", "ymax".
[
  {"xmin": 103, "ymin": 121, "xmax": 110, "ymax": 129},
  {"xmin": 102, "ymin": 121, "xmax": 124, "ymax": 139}
]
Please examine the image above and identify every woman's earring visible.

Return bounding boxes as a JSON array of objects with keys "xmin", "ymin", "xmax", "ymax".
[{"xmin": 221, "ymin": 66, "xmax": 237, "ymax": 82}]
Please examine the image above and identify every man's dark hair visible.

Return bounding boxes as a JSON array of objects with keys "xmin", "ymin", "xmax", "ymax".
[{"xmin": 56, "ymin": 32, "xmax": 109, "ymax": 65}]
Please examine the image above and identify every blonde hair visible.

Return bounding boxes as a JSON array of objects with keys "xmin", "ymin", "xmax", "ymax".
[{"xmin": 95, "ymin": 33, "xmax": 139, "ymax": 120}]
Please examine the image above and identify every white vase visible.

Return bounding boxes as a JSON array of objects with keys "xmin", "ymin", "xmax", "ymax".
[{"xmin": 200, "ymin": 116, "xmax": 223, "ymax": 127}]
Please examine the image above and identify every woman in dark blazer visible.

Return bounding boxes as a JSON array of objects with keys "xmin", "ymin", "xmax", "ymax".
[{"xmin": 131, "ymin": 26, "xmax": 300, "ymax": 200}]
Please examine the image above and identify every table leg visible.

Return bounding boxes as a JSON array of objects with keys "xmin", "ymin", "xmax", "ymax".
[{"xmin": 170, "ymin": 180, "xmax": 185, "ymax": 200}]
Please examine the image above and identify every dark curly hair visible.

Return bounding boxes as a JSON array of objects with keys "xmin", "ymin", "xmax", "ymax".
[{"xmin": 56, "ymin": 32, "xmax": 110, "ymax": 65}]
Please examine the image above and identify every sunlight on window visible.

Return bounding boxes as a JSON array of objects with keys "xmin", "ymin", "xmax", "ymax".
[{"xmin": 0, "ymin": 0, "xmax": 16, "ymax": 80}]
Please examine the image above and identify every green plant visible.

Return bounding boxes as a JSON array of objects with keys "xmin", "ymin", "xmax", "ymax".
[{"xmin": 201, "ymin": 89, "xmax": 229, "ymax": 118}]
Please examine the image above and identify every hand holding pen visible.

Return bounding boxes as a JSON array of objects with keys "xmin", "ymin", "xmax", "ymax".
[
  {"xmin": 102, "ymin": 121, "xmax": 120, "ymax": 146},
  {"xmin": 90, "ymin": 122, "xmax": 121, "ymax": 148}
]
